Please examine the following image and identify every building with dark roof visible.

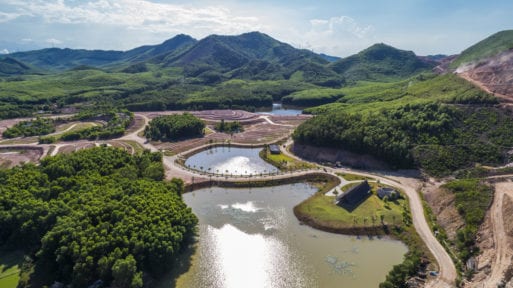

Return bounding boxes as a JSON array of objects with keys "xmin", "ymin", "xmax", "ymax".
[
  {"xmin": 336, "ymin": 180, "xmax": 371, "ymax": 211},
  {"xmin": 269, "ymin": 144, "xmax": 281, "ymax": 154}
]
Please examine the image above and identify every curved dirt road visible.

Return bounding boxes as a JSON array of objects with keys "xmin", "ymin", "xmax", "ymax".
[{"xmin": 482, "ymin": 182, "xmax": 513, "ymax": 287}]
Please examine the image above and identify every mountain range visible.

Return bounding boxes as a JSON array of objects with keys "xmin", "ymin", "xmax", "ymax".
[{"xmin": 0, "ymin": 31, "xmax": 435, "ymax": 85}]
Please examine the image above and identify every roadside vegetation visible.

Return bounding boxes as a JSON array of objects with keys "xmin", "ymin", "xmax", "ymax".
[
  {"xmin": 441, "ymin": 179, "xmax": 493, "ymax": 273},
  {"xmin": 0, "ymin": 147, "xmax": 197, "ymax": 287}
]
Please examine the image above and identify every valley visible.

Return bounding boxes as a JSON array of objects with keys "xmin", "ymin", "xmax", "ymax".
[{"xmin": 1, "ymin": 28, "xmax": 513, "ymax": 287}]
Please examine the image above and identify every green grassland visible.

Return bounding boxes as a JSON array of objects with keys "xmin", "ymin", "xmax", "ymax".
[
  {"xmin": 305, "ymin": 74, "xmax": 496, "ymax": 115},
  {"xmin": 295, "ymin": 182, "xmax": 406, "ymax": 231},
  {"xmin": 260, "ymin": 148, "xmax": 316, "ymax": 171},
  {"xmin": 337, "ymin": 172, "xmax": 374, "ymax": 181},
  {"xmin": 0, "ymin": 250, "xmax": 24, "ymax": 288}
]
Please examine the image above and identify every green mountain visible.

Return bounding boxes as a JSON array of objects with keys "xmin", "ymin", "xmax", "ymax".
[
  {"xmin": 330, "ymin": 43, "xmax": 434, "ymax": 82},
  {"xmin": 161, "ymin": 32, "xmax": 335, "ymax": 82},
  {"xmin": 6, "ymin": 34, "xmax": 197, "ymax": 71},
  {"xmin": 451, "ymin": 30, "xmax": 513, "ymax": 68},
  {"xmin": 0, "ymin": 57, "xmax": 41, "ymax": 76}
]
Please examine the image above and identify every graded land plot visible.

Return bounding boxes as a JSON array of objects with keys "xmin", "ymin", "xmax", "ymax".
[
  {"xmin": 0, "ymin": 147, "xmax": 43, "ymax": 168},
  {"xmin": 55, "ymin": 142, "xmax": 97, "ymax": 155},
  {"xmin": 0, "ymin": 118, "xmax": 31, "ymax": 139},
  {"xmin": 53, "ymin": 121, "xmax": 98, "ymax": 135},
  {"xmin": 268, "ymin": 115, "xmax": 312, "ymax": 126},
  {"xmin": 152, "ymin": 112, "xmax": 307, "ymax": 154},
  {"xmin": 123, "ymin": 115, "xmax": 147, "ymax": 135}
]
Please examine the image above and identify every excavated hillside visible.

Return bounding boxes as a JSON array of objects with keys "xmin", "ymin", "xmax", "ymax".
[{"xmin": 456, "ymin": 49, "xmax": 513, "ymax": 100}]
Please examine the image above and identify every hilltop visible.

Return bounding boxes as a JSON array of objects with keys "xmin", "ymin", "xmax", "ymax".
[
  {"xmin": 452, "ymin": 30, "xmax": 513, "ymax": 99},
  {"xmin": 451, "ymin": 30, "xmax": 513, "ymax": 68},
  {"xmin": 330, "ymin": 43, "xmax": 434, "ymax": 82}
]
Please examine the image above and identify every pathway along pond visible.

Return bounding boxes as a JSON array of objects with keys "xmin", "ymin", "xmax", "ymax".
[
  {"xmin": 185, "ymin": 146, "xmax": 279, "ymax": 175},
  {"xmin": 175, "ymin": 183, "xmax": 407, "ymax": 288}
]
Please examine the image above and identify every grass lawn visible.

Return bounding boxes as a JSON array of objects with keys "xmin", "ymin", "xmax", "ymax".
[
  {"xmin": 337, "ymin": 172, "xmax": 374, "ymax": 181},
  {"xmin": 261, "ymin": 149, "xmax": 316, "ymax": 171},
  {"xmin": 295, "ymin": 182, "xmax": 406, "ymax": 230},
  {"xmin": 0, "ymin": 250, "xmax": 24, "ymax": 288},
  {"xmin": 119, "ymin": 140, "xmax": 145, "ymax": 155},
  {"xmin": 54, "ymin": 122, "xmax": 98, "ymax": 134}
]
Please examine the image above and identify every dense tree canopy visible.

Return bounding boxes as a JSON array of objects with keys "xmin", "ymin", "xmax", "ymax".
[
  {"xmin": 60, "ymin": 109, "xmax": 133, "ymax": 141},
  {"xmin": 214, "ymin": 119, "xmax": 243, "ymax": 133},
  {"xmin": 294, "ymin": 103, "xmax": 513, "ymax": 175},
  {"xmin": 144, "ymin": 113, "xmax": 205, "ymax": 141},
  {"xmin": 2, "ymin": 117, "xmax": 55, "ymax": 138},
  {"xmin": 0, "ymin": 147, "xmax": 197, "ymax": 287}
]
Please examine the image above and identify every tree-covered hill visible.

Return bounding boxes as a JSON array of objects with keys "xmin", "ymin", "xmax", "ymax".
[
  {"xmin": 294, "ymin": 74, "xmax": 510, "ymax": 176},
  {"xmin": 5, "ymin": 34, "xmax": 197, "ymax": 72},
  {"xmin": 451, "ymin": 30, "xmax": 513, "ymax": 68},
  {"xmin": 0, "ymin": 57, "xmax": 42, "ymax": 76},
  {"xmin": 329, "ymin": 43, "xmax": 435, "ymax": 82},
  {"xmin": 0, "ymin": 147, "xmax": 197, "ymax": 287}
]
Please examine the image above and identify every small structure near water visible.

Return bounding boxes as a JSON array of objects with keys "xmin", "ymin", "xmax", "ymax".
[
  {"xmin": 269, "ymin": 144, "xmax": 281, "ymax": 154},
  {"xmin": 336, "ymin": 180, "xmax": 372, "ymax": 211}
]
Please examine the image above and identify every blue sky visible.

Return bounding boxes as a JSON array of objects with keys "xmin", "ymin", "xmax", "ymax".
[{"xmin": 0, "ymin": 0, "xmax": 512, "ymax": 56}]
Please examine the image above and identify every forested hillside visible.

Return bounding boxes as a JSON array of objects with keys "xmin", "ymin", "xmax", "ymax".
[
  {"xmin": 0, "ymin": 32, "xmax": 434, "ymax": 118},
  {"xmin": 294, "ymin": 74, "xmax": 512, "ymax": 176},
  {"xmin": 0, "ymin": 147, "xmax": 197, "ymax": 287}
]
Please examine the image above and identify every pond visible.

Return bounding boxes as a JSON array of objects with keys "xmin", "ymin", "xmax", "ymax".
[
  {"xmin": 174, "ymin": 184, "xmax": 408, "ymax": 288},
  {"xmin": 257, "ymin": 103, "xmax": 303, "ymax": 116},
  {"xmin": 184, "ymin": 146, "xmax": 279, "ymax": 175}
]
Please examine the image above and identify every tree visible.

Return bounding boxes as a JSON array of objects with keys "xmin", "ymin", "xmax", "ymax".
[{"xmin": 112, "ymin": 255, "xmax": 142, "ymax": 288}]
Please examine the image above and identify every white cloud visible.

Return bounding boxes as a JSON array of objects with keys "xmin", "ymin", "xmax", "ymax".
[
  {"xmin": 289, "ymin": 16, "xmax": 377, "ymax": 56},
  {"xmin": 0, "ymin": 48, "xmax": 9, "ymax": 54},
  {"xmin": 309, "ymin": 16, "xmax": 374, "ymax": 39},
  {"xmin": 46, "ymin": 38, "xmax": 62, "ymax": 45},
  {"xmin": 3, "ymin": 0, "xmax": 262, "ymax": 38},
  {"xmin": 0, "ymin": 11, "xmax": 23, "ymax": 23}
]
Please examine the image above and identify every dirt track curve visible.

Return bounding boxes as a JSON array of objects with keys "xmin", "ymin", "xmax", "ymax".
[{"xmin": 481, "ymin": 181, "xmax": 513, "ymax": 287}]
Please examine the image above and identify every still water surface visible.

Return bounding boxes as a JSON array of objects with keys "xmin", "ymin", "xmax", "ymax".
[
  {"xmin": 176, "ymin": 184, "xmax": 407, "ymax": 288},
  {"xmin": 184, "ymin": 146, "xmax": 278, "ymax": 175},
  {"xmin": 257, "ymin": 103, "xmax": 303, "ymax": 116}
]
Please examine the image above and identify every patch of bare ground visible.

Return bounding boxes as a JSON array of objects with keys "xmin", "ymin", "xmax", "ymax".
[
  {"xmin": 0, "ymin": 147, "xmax": 43, "ymax": 168},
  {"xmin": 154, "ymin": 121, "xmax": 295, "ymax": 154},
  {"xmin": 57, "ymin": 142, "xmax": 96, "ymax": 154},
  {"xmin": 0, "ymin": 117, "xmax": 32, "ymax": 139},
  {"xmin": 423, "ymin": 181, "xmax": 465, "ymax": 241},
  {"xmin": 460, "ymin": 180, "xmax": 513, "ymax": 288},
  {"xmin": 124, "ymin": 115, "xmax": 146, "ymax": 135}
]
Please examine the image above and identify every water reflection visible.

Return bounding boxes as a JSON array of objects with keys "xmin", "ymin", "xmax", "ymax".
[
  {"xmin": 176, "ymin": 184, "xmax": 408, "ymax": 288},
  {"xmin": 257, "ymin": 103, "xmax": 303, "ymax": 116},
  {"xmin": 185, "ymin": 147, "xmax": 278, "ymax": 175}
]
